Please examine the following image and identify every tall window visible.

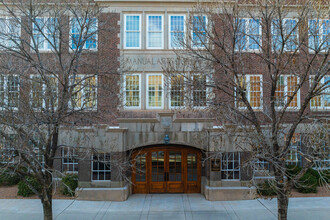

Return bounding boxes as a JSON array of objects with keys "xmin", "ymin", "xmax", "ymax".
[
  {"xmin": 170, "ymin": 74, "xmax": 185, "ymax": 108},
  {"xmin": 236, "ymin": 75, "xmax": 263, "ymax": 109},
  {"xmin": 221, "ymin": 152, "xmax": 240, "ymax": 180},
  {"xmin": 309, "ymin": 19, "xmax": 330, "ymax": 52},
  {"xmin": 286, "ymin": 134, "xmax": 301, "ymax": 165},
  {"xmin": 32, "ymin": 18, "xmax": 59, "ymax": 51},
  {"xmin": 124, "ymin": 74, "xmax": 141, "ymax": 108},
  {"xmin": 192, "ymin": 15, "xmax": 207, "ymax": 48},
  {"xmin": 62, "ymin": 147, "xmax": 78, "ymax": 173},
  {"xmin": 275, "ymin": 75, "xmax": 299, "ymax": 109},
  {"xmin": 29, "ymin": 135, "xmax": 45, "ymax": 168},
  {"xmin": 147, "ymin": 15, "xmax": 163, "ymax": 49},
  {"xmin": 0, "ymin": 134, "xmax": 17, "ymax": 163},
  {"xmin": 70, "ymin": 75, "xmax": 97, "ymax": 110},
  {"xmin": 147, "ymin": 74, "xmax": 163, "ymax": 109},
  {"xmin": 0, "ymin": 75, "xmax": 19, "ymax": 109},
  {"xmin": 0, "ymin": 17, "xmax": 20, "ymax": 49},
  {"xmin": 30, "ymin": 75, "xmax": 58, "ymax": 109},
  {"xmin": 125, "ymin": 15, "xmax": 141, "ymax": 49},
  {"xmin": 192, "ymin": 74, "xmax": 207, "ymax": 107},
  {"xmin": 235, "ymin": 18, "xmax": 261, "ymax": 51},
  {"xmin": 71, "ymin": 18, "xmax": 98, "ymax": 50},
  {"xmin": 272, "ymin": 19, "xmax": 298, "ymax": 51},
  {"xmin": 92, "ymin": 153, "xmax": 111, "ymax": 181},
  {"xmin": 169, "ymin": 15, "xmax": 185, "ymax": 49},
  {"xmin": 310, "ymin": 76, "xmax": 330, "ymax": 110}
]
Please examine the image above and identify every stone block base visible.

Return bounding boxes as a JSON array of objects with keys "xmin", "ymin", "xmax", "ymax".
[
  {"xmin": 75, "ymin": 185, "xmax": 129, "ymax": 201},
  {"xmin": 203, "ymin": 186, "xmax": 256, "ymax": 201}
]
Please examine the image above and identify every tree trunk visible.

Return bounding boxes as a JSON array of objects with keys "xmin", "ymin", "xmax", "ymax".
[
  {"xmin": 42, "ymin": 198, "xmax": 53, "ymax": 220},
  {"xmin": 277, "ymin": 190, "xmax": 289, "ymax": 220},
  {"xmin": 41, "ymin": 173, "xmax": 53, "ymax": 220}
]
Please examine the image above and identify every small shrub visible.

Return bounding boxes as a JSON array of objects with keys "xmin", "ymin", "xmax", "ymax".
[
  {"xmin": 286, "ymin": 165, "xmax": 302, "ymax": 180},
  {"xmin": 257, "ymin": 180, "xmax": 277, "ymax": 196},
  {"xmin": 17, "ymin": 177, "xmax": 41, "ymax": 197},
  {"xmin": 0, "ymin": 172, "xmax": 20, "ymax": 186},
  {"xmin": 321, "ymin": 170, "xmax": 330, "ymax": 183},
  {"xmin": 296, "ymin": 173, "xmax": 318, "ymax": 193},
  {"xmin": 306, "ymin": 168, "xmax": 321, "ymax": 186},
  {"xmin": 61, "ymin": 174, "xmax": 78, "ymax": 196}
]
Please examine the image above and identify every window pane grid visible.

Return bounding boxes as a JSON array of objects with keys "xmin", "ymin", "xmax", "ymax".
[
  {"xmin": 147, "ymin": 15, "xmax": 162, "ymax": 48},
  {"xmin": 92, "ymin": 153, "xmax": 111, "ymax": 181},
  {"xmin": 170, "ymin": 75, "xmax": 185, "ymax": 107},
  {"xmin": 148, "ymin": 75, "xmax": 163, "ymax": 108},
  {"xmin": 62, "ymin": 147, "xmax": 78, "ymax": 173},
  {"xmin": 0, "ymin": 134, "xmax": 17, "ymax": 163},
  {"xmin": 125, "ymin": 15, "xmax": 140, "ymax": 48},
  {"xmin": 125, "ymin": 75, "xmax": 140, "ymax": 107},
  {"xmin": 70, "ymin": 75, "xmax": 97, "ymax": 110},
  {"xmin": 71, "ymin": 18, "xmax": 97, "ymax": 50},
  {"xmin": 192, "ymin": 16, "xmax": 206, "ymax": 48},
  {"xmin": 287, "ymin": 76, "xmax": 298, "ymax": 107},
  {"xmin": 221, "ymin": 152, "xmax": 240, "ymax": 180},
  {"xmin": 0, "ymin": 17, "xmax": 20, "ymax": 49},
  {"xmin": 236, "ymin": 18, "xmax": 261, "ymax": 51},
  {"xmin": 311, "ymin": 76, "xmax": 330, "ymax": 109},
  {"xmin": 170, "ymin": 15, "xmax": 185, "ymax": 48},
  {"xmin": 192, "ymin": 74, "xmax": 207, "ymax": 107}
]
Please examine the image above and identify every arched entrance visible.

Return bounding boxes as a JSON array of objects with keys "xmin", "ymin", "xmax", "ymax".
[{"xmin": 132, "ymin": 145, "xmax": 201, "ymax": 194}]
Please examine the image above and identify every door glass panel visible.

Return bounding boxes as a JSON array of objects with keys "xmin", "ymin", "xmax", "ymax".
[
  {"xmin": 135, "ymin": 153, "xmax": 146, "ymax": 182},
  {"xmin": 187, "ymin": 153, "xmax": 197, "ymax": 181},
  {"xmin": 151, "ymin": 151, "xmax": 164, "ymax": 182},
  {"xmin": 169, "ymin": 151, "xmax": 182, "ymax": 181}
]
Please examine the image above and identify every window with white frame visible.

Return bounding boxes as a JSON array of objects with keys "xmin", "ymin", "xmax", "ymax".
[
  {"xmin": 253, "ymin": 160, "xmax": 270, "ymax": 176},
  {"xmin": 170, "ymin": 74, "xmax": 185, "ymax": 108},
  {"xmin": 192, "ymin": 15, "xmax": 207, "ymax": 48},
  {"xmin": 32, "ymin": 17, "xmax": 59, "ymax": 51},
  {"xmin": 125, "ymin": 15, "xmax": 141, "ymax": 49},
  {"xmin": 310, "ymin": 76, "xmax": 330, "ymax": 110},
  {"xmin": 221, "ymin": 152, "xmax": 240, "ymax": 180},
  {"xmin": 62, "ymin": 147, "xmax": 78, "ymax": 173},
  {"xmin": 147, "ymin": 74, "xmax": 163, "ymax": 109},
  {"xmin": 70, "ymin": 75, "xmax": 97, "ymax": 110},
  {"xmin": 272, "ymin": 19, "xmax": 298, "ymax": 51},
  {"xmin": 314, "ymin": 147, "xmax": 330, "ymax": 170},
  {"xmin": 169, "ymin": 15, "xmax": 185, "ymax": 49},
  {"xmin": 275, "ymin": 75, "xmax": 300, "ymax": 109},
  {"xmin": 0, "ymin": 134, "xmax": 17, "ymax": 163},
  {"xmin": 286, "ymin": 134, "xmax": 301, "ymax": 165},
  {"xmin": 309, "ymin": 19, "xmax": 330, "ymax": 52},
  {"xmin": 124, "ymin": 74, "xmax": 141, "ymax": 108},
  {"xmin": 30, "ymin": 75, "xmax": 58, "ymax": 109},
  {"xmin": 0, "ymin": 75, "xmax": 19, "ymax": 109},
  {"xmin": 92, "ymin": 153, "xmax": 111, "ymax": 181},
  {"xmin": 0, "ymin": 17, "xmax": 20, "ymax": 49},
  {"xmin": 235, "ymin": 18, "xmax": 261, "ymax": 51},
  {"xmin": 236, "ymin": 75, "xmax": 263, "ymax": 109},
  {"xmin": 71, "ymin": 18, "xmax": 98, "ymax": 50},
  {"xmin": 28, "ymin": 135, "xmax": 45, "ymax": 168},
  {"xmin": 147, "ymin": 15, "xmax": 163, "ymax": 49},
  {"xmin": 192, "ymin": 74, "xmax": 207, "ymax": 107}
]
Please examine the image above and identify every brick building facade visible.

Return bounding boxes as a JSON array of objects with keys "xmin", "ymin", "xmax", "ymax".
[{"xmin": 0, "ymin": 0, "xmax": 329, "ymax": 201}]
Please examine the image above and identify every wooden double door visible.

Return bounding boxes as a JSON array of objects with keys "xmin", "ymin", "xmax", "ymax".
[{"xmin": 132, "ymin": 146, "xmax": 201, "ymax": 194}]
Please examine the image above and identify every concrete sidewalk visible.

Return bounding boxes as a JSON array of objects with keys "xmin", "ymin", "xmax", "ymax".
[{"xmin": 0, "ymin": 194, "xmax": 329, "ymax": 220}]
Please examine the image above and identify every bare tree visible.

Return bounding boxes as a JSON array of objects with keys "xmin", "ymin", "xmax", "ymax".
[
  {"xmin": 0, "ymin": 0, "xmax": 120, "ymax": 219},
  {"xmin": 163, "ymin": 0, "xmax": 329, "ymax": 219}
]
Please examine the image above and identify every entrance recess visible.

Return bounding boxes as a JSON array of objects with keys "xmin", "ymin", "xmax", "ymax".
[{"xmin": 132, "ymin": 146, "xmax": 201, "ymax": 194}]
